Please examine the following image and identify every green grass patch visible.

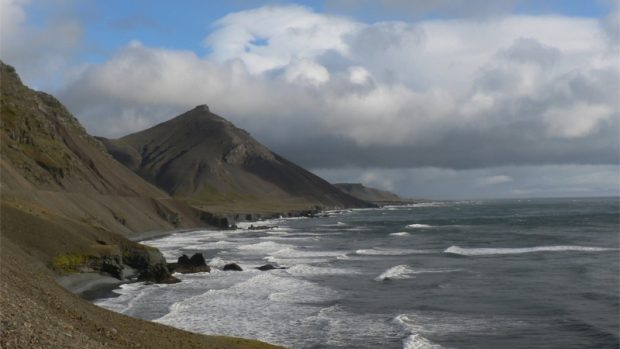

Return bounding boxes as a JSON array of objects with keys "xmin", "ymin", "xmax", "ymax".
[{"xmin": 51, "ymin": 253, "xmax": 89, "ymax": 273}]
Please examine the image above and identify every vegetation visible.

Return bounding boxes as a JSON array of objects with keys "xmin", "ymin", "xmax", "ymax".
[{"xmin": 50, "ymin": 253, "xmax": 89, "ymax": 273}]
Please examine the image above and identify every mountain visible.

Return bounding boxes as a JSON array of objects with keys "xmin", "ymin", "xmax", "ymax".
[
  {"xmin": 0, "ymin": 61, "xmax": 281, "ymax": 348},
  {"xmin": 101, "ymin": 105, "xmax": 370, "ymax": 213},
  {"xmin": 334, "ymin": 183, "xmax": 406, "ymax": 204},
  {"xmin": 0, "ymin": 62, "xmax": 210, "ymax": 236}
]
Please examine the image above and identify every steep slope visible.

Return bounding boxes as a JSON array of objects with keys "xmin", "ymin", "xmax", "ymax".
[
  {"xmin": 334, "ymin": 183, "xmax": 405, "ymax": 204},
  {"xmin": 103, "ymin": 105, "xmax": 369, "ymax": 213},
  {"xmin": 0, "ymin": 61, "xmax": 208, "ymax": 235},
  {"xmin": 0, "ymin": 61, "xmax": 282, "ymax": 348}
]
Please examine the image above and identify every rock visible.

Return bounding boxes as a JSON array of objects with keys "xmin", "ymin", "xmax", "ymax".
[
  {"xmin": 248, "ymin": 224, "xmax": 273, "ymax": 230},
  {"xmin": 177, "ymin": 254, "xmax": 191, "ymax": 266},
  {"xmin": 122, "ymin": 245, "xmax": 177, "ymax": 283},
  {"xmin": 256, "ymin": 264, "xmax": 287, "ymax": 271},
  {"xmin": 189, "ymin": 253, "xmax": 206, "ymax": 266},
  {"xmin": 223, "ymin": 263, "xmax": 243, "ymax": 271},
  {"xmin": 169, "ymin": 253, "xmax": 211, "ymax": 274}
]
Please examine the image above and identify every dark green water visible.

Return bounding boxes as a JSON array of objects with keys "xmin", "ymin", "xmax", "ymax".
[{"xmin": 96, "ymin": 197, "xmax": 620, "ymax": 348}]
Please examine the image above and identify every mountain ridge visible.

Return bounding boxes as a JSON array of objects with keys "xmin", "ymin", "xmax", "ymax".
[
  {"xmin": 0, "ymin": 60, "xmax": 282, "ymax": 348},
  {"xmin": 334, "ymin": 183, "xmax": 407, "ymax": 204},
  {"xmin": 102, "ymin": 104, "xmax": 371, "ymax": 213}
]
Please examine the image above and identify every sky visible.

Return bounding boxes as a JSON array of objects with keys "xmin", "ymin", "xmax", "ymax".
[{"xmin": 1, "ymin": 0, "xmax": 619, "ymax": 199}]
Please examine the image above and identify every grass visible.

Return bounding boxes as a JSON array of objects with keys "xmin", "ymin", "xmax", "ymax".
[{"xmin": 50, "ymin": 253, "xmax": 89, "ymax": 273}]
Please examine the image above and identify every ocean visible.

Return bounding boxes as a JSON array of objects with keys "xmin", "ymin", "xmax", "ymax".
[{"xmin": 95, "ymin": 197, "xmax": 620, "ymax": 349}]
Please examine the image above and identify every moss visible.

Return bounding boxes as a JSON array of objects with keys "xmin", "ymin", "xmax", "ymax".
[{"xmin": 50, "ymin": 253, "xmax": 89, "ymax": 273}]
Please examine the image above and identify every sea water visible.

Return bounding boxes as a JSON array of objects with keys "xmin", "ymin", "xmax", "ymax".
[{"xmin": 95, "ymin": 197, "xmax": 620, "ymax": 348}]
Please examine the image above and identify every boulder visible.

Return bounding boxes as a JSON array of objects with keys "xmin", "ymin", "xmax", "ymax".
[
  {"xmin": 223, "ymin": 263, "xmax": 243, "ymax": 271},
  {"xmin": 256, "ymin": 264, "xmax": 287, "ymax": 271},
  {"xmin": 169, "ymin": 253, "xmax": 211, "ymax": 274},
  {"xmin": 248, "ymin": 224, "xmax": 274, "ymax": 230},
  {"xmin": 122, "ymin": 245, "xmax": 179, "ymax": 283}
]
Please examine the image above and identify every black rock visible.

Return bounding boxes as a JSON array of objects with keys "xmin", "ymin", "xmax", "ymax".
[
  {"xmin": 223, "ymin": 263, "xmax": 243, "ymax": 271},
  {"xmin": 248, "ymin": 224, "xmax": 274, "ymax": 230},
  {"xmin": 177, "ymin": 254, "xmax": 191, "ymax": 266},
  {"xmin": 172, "ymin": 253, "xmax": 211, "ymax": 274},
  {"xmin": 256, "ymin": 264, "xmax": 287, "ymax": 271},
  {"xmin": 189, "ymin": 253, "xmax": 206, "ymax": 266},
  {"xmin": 256, "ymin": 264, "xmax": 277, "ymax": 271}
]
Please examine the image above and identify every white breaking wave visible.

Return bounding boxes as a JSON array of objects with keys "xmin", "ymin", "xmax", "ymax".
[
  {"xmin": 286, "ymin": 264, "xmax": 359, "ymax": 276},
  {"xmin": 236, "ymin": 241, "xmax": 294, "ymax": 253},
  {"xmin": 390, "ymin": 232, "xmax": 410, "ymax": 237},
  {"xmin": 375, "ymin": 265, "xmax": 415, "ymax": 281},
  {"xmin": 403, "ymin": 334, "xmax": 444, "ymax": 349},
  {"xmin": 394, "ymin": 314, "xmax": 444, "ymax": 349},
  {"xmin": 375, "ymin": 265, "xmax": 463, "ymax": 281},
  {"xmin": 411, "ymin": 202, "xmax": 448, "ymax": 208},
  {"xmin": 406, "ymin": 224, "xmax": 432, "ymax": 229},
  {"xmin": 356, "ymin": 248, "xmax": 430, "ymax": 256},
  {"xmin": 266, "ymin": 247, "xmax": 350, "ymax": 265},
  {"xmin": 444, "ymin": 245, "xmax": 616, "ymax": 256}
]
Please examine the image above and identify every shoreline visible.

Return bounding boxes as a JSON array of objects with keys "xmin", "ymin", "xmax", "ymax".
[
  {"xmin": 128, "ymin": 228, "xmax": 201, "ymax": 242},
  {"xmin": 55, "ymin": 272, "xmax": 127, "ymax": 300},
  {"xmin": 57, "ymin": 204, "xmax": 401, "ymax": 301}
]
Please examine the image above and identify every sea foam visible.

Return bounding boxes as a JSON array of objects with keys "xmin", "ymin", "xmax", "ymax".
[
  {"xmin": 390, "ymin": 232, "xmax": 411, "ymax": 237},
  {"xmin": 444, "ymin": 245, "xmax": 616, "ymax": 256},
  {"xmin": 406, "ymin": 224, "xmax": 432, "ymax": 229},
  {"xmin": 356, "ymin": 247, "xmax": 429, "ymax": 256},
  {"xmin": 286, "ymin": 264, "xmax": 359, "ymax": 276},
  {"xmin": 375, "ymin": 265, "xmax": 463, "ymax": 281},
  {"xmin": 393, "ymin": 314, "xmax": 444, "ymax": 349}
]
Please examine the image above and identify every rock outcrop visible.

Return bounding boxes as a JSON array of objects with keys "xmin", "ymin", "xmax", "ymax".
[
  {"xmin": 256, "ymin": 264, "xmax": 287, "ymax": 271},
  {"xmin": 223, "ymin": 263, "xmax": 243, "ymax": 271},
  {"xmin": 169, "ymin": 253, "xmax": 211, "ymax": 274}
]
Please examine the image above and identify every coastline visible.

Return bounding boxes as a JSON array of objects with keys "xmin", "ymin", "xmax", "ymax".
[
  {"xmin": 58, "ymin": 204, "xmax": 399, "ymax": 301},
  {"xmin": 55, "ymin": 273, "xmax": 127, "ymax": 300},
  {"xmin": 128, "ymin": 228, "xmax": 199, "ymax": 242}
]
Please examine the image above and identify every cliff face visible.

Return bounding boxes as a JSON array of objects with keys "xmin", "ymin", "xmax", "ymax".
[
  {"xmin": 102, "ymin": 105, "xmax": 370, "ymax": 212},
  {"xmin": 334, "ymin": 183, "xmax": 405, "ymax": 204},
  {"xmin": 0, "ymin": 61, "xmax": 208, "ymax": 236},
  {"xmin": 0, "ymin": 61, "xmax": 213, "ymax": 284}
]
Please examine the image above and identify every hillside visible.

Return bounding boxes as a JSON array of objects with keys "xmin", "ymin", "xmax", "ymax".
[
  {"xmin": 0, "ymin": 61, "xmax": 281, "ymax": 348},
  {"xmin": 102, "ymin": 105, "xmax": 370, "ymax": 213},
  {"xmin": 0, "ymin": 62, "xmax": 211, "ymax": 236},
  {"xmin": 334, "ymin": 183, "xmax": 405, "ymax": 204}
]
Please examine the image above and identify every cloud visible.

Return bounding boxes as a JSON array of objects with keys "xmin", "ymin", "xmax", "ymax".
[
  {"xmin": 0, "ymin": 0, "xmax": 83, "ymax": 87},
  {"xmin": 204, "ymin": 5, "xmax": 360, "ymax": 74},
  {"xmin": 326, "ymin": 0, "xmax": 520, "ymax": 19},
  {"xmin": 315, "ymin": 165, "xmax": 619, "ymax": 199},
  {"xmin": 3, "ymin": 4, "xmax": 614, "ymax": 174}
]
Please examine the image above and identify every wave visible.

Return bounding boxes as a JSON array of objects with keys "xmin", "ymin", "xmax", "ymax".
[
  {"xmin": 403, "ymin": 334, "xmax": 444, "ymax": 349},
  {"xmin": 266, "ymin": 247, "xmax": 349, "ymax": 265},
  {"xmin": 390, "ymin": 232, "xmax": 410, "ymax": 237},
  {"xmin": 271, "ymin": 248, "xmax": 347, "ymax": 258},
  {"xmin": 375, "ymin": 266, "xmax": 461, "ymax": 281},
  {"xmin": 286, "ymin": 264, "xmax": 359, "ymax": 276},
  {"xmin": 375, "ymin": 265, "xmax": 415, "ymax": 281},
  {"xmin": 406, "ymin": 224, "xmax": 432, "ymax": 229},
  {"xmin": 444, "ymin": 245, "xmax": 616, "ymax": 256},
  {"xmin": 410, "ymin": 202, "xmax": 447, "ymax": 208},
  {"xmin": 236, "ymin": 241, "xmax": 294, "ymax": 253},
  {"xmin": 393, "ymin": 315, "xmax": 444, "ymax": 349},
  {"xmin": 356, "ymin": 248, "xmax": 430, "ymax": 256}
]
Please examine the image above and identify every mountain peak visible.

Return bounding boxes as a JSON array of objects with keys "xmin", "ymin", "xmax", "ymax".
[
  {"xmin": 194, "ymin": 104, "xmax": 210, "ymax": 112},
  {"xmin": 102, "ymin": 105, "xmax": 370, "ymax": 209}
]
